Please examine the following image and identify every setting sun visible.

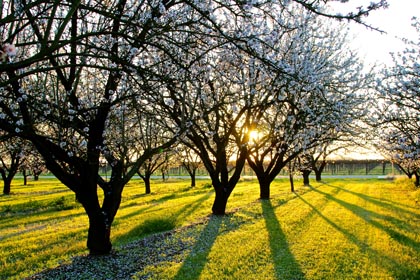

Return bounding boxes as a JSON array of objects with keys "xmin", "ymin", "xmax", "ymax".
[{"xmin": 249, "ymin": 130, "xmax": 260, "ymax": 141}]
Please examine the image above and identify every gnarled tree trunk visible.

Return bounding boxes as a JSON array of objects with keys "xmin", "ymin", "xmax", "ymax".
[
  {"xmin": 2, "ymin": 178, "xmax": 12, "ymax": 195},
  {"xmin": 302, "ymin": 170, "xmax": 311, "ymax": 186},
  {"xmin": 77, "ymin": 182, "xmax": 124, "ymax": 255},
  {"xmin": 1, "ymin": 168, "xmax": 15, "ymax": 195},
  {"xmin": 315, "ymin": 170, "xmax": 322, "ymax": 181},
  {"xmin": 189, "ymin": 169, "xmax": 196, "ymax": 187},
  {"xmin": 256, "ymin": 174, "xmax": 271, "ymax": 200},
  {"xmin": 141, "ymin": 173, "xmax": 152, "ymax": 194},
  {"xmin": 212, "ymin": 187, "xmax": 231, "ymax": 215},
  {"xmin": 86, "ymin": 211, "xmax": 112, "ymax": 255}
]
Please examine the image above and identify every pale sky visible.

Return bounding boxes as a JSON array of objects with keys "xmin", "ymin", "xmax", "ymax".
[
  {"xmin": 328, "ymin": 0, "xmax": 420, "ymax": 67},
  {"xmin": 326, "ymin": 1, "xmax": 420, "ymax": 160}
]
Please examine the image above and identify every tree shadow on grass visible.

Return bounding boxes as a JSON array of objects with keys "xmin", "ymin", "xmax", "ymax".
[
  {"xmin": 172, "ymin": 191, "xmax": 213, "ymax": 223},
  {"xmin": 260, "ymin": 199, "xmax": 305, "ymax": 280},
  {"xmin": 117, "ymin": 189, "xmax": 213, "ymax": 222},
  {"xmin": 324, "ymin": 183, "xmax": 420, "ymax": 217},
  {"xmin": 309, "ymin": 186, "xmax": 420, "ymax": 250},
  {"xmin": 173, "ymin": 215, "xmax": 223, "ymax": 280},
  {"xmin": 113, "ymin": 203, "xmax": 159, "ymax": 222},
  {"xmin": 296, "ymin": 192, "xmax": 419, "ymax": 279},
  {"xmin": 113, "ymin": 191, "xmax": 213, "ymax": 246}
]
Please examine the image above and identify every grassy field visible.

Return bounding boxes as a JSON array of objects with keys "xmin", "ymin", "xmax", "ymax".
[{"xmin": 1, "ymin": 177, "xmax": 419, "ymax": 279}]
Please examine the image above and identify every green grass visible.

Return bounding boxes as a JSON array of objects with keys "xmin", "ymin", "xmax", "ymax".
[{"xmin": 1, "ymin": 177, "xmax": 419, "ymax": 279}]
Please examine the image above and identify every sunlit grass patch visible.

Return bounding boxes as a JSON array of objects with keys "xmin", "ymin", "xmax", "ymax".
[
  {"xmin": 289, "ymin": 180, "xmax": 420, "ymax": 279},
  {"xmin": 133, "ymin": 179, "xmax": 420, "ymax": 280},
  {"xmin": 394, "ymin": 176, "xmax": 420, "ymax": 204},
  {"xmin": 1, "ymin": 195, "xmax": 78, "ymax": 215},
  {"xmin": 2, "ymin": 177, "xmax": 420, "ymax": 279},
  {"xmin": 412, "ymin": 188, "xmax": 420, "ymax": 205},
  {"xmin": 1, "ymin": 178, "xmax": 216, "ymax": 279}
]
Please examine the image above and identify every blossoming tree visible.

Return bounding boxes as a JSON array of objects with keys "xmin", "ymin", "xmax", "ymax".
[
  {"xmin": 375, "ymin": 19, "xmax": 420, "ymax": 187},
  {"xmin": 0, "ymin": 0, "xmax": 201, "ymax": 254},
  {"xmin": 243, "ymin": 12, "xmax": 371, "ymax": 199},
  {"xmin": 0, "ymin": 134, "xmax": 31, "ymax": 194},
  {"xmin": 152, "ymin": 1, "xmax": 383, "ymax": 211},
  {"xmin": 0, "ymin": 0, "xmax": 388, "ymax": 253}
]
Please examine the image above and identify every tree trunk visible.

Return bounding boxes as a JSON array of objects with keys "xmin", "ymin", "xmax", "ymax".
[
  {"xmin": 257, "ymin": 175, "xmax": 271, "ymax": 200},
  {"xmin": 77, "ymin": 188, "xmax": 113, "ymax": 255},
  {"xmin": 315, "ymin": 170, "xmax": 322, "ymax": 181},
  {"xmin": 1, "ymin": 169, "xmax": 12, "ymax": 195},
  {"xmin": 23, "ymin": 169, "xmax": 27, "ymax": 186},
  {"xmin": 302, "ymin": 170, "xmax": 311, "ymax": 186},
  {"xmin": 212, "ymin": 188, "xmax": 230, "ymax": 215},
  {"xmin": 74, "ymin": 165, "xmax": 114, "ymax": 255},
  {"xmin": 190, "ymin": 169, "xmax": 196, "ymax": 187},
  {"xmin": 3, "ymin": 179, "xmax": 11, "ymax": 195},
  {"xmin": 314, "ymin": 161, "xmax": 326, "ymax": 182},
  {"xmin": 289, "ymin": 172, "xmax": 294, "ymax": 192},
  {"xmin": 415, "ymin": 173, "xmax": 419, "ymax": 188},
  {"xmin": 86, "ymin": 212, "xmax": 112, "ymax": 255},
  {"xmin": 87, "ymin": 184, "xmax": 123, "ymax": 255},
  {"xmin": 144, "ymin": 175, "xmax": 151, "ymax": 194}
]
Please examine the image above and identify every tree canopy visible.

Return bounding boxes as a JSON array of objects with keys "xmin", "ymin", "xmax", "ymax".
[
  {"xmin": 0, "ymin": 0, "xmax": 388, "ymax": 254},
  {"xmin": 375, "ymin": 18, "xmax": 420, "ymax": 186}
]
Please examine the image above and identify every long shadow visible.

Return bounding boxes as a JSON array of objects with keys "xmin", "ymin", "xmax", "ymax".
[
  {"xmin": 260, "ymin": 200, "xmax": 305, "ymax": 279},
  {"xmin": 2, "ymin": 211, "xmax": 88, "ymax": 245},
  {"xmin": 1, "ymin": 209, "xmax": 86, "ymax": 234},
  {"xmin": 310, "ymin": 186, "xmax": 420, "ymax": 251},
  {"xmin": 325, "ymin": 183, "xmax": 420, "ymax": 217},
  {"xmin": 322, "ymin": 185, "xmax": 413, "ymax": 229},
  {"xmin": 114, "ymin": 202, "xmax": 162, "ymax": 221},
  {"xmin": 3, "ymin": 228, "xmax": 88, "ymax": 280},
  {"xmin": 173, "ymin": 215, "xmax": 223, "ymax": 280},
  {"xmin": 295, "ymin": 193, "xmax": 414, "ymax": 278},
  {"xmin": 113, "ymin": 191, "xmax": 213, "ymax": 245},
  {"xmin": 118, "ymin": 191, "xmax": 213, "ymax": 223},
  {"xmin": 173, "ymin": 191, "xmax": 213, "ymax": 222}
]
